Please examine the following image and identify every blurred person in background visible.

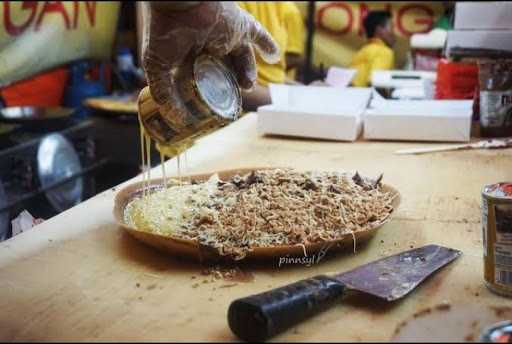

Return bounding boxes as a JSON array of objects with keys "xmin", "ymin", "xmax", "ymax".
[
  {"xmin": 237, "ymin": 1, "xmax": 290, "ymax": 111},
  {"xmin": 283, "ymin": 1, "xmax": 306, "ymax": 83},
  {"xmin": 350, "ymin": 11, "xmax": 395, "ymax": 87}
]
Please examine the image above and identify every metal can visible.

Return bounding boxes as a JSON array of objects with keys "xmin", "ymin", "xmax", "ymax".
[
  {"xmin": 138, "ymin": 54, "xmax": 242, "ymax": 145},
  {"xmin": 479, "ymin": 320, "xmax": 512, "ymax": 342},
  {"xmin": 482, "ymin": 182, "xmax": 512, "ymax": 297}
]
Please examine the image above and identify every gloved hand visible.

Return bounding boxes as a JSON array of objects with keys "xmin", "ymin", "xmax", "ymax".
[{"xmin": 142, "ymin": 1, "xmax": 280, "ymax": 124}]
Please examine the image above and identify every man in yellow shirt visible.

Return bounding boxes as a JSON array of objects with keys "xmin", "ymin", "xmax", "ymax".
[
  {"xmin": 283, "ymin": 1, "xmax": 305, "ymax": 81},
  {"xmin": 237, "ymin": 2, "xmax": 290, "ymax": 111},
  {"xmin": 350, "ymin": 11, "xmax": 395, "ymax": 87},
  {"xmin": 237, "ymin": 2, "xmax": 287, "ymax": 85}
]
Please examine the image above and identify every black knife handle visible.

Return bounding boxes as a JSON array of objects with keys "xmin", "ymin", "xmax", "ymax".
[{"xmin": 227, "ymin": 275, "xmax": 346, "ymax": 342}]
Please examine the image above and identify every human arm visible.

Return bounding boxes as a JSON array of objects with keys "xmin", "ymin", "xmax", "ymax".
[
  {"xmin": 350, "ymin": 64, "xmax": 370, "ymax": 88},
  {"xmin": 283, "ymin": 2, "xmax": 305, "ymax": 72},
  {"xmin": 286, "ymin": 52, "xmax": 304, "ymax": 71},
  {"xmin": 241, "ymin": 84, "xmax": 271, "ymax": 112},
  {"xmin": 142, "ymin": 1, "xmax": 280, "ymax": 122}
]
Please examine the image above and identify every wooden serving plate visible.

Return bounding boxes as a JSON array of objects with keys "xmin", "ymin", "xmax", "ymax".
[{"xmin": 113, "ymin": 168, "xmax": 401, "ymax": 263}]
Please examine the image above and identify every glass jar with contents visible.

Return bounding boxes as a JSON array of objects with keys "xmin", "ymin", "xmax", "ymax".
[{"xmin": 478, "ymin": 59, "xmax": 512, "ymax": 138}]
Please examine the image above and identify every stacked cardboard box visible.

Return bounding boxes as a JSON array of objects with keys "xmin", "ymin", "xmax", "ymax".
[
  {"xmin": 257, "ymin": 84, "xmax": 372, "ymax": 142},
  {"xmin": 447, "ymin": 2, "xmax": 512, "ymax": 56},
  {"xmin": 364, "ymin": 93, "xmax": 474, "ymax": 143}
]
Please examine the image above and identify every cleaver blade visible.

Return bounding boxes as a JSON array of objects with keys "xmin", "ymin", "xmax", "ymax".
[{"xmin": 335, "ymin": 244, "xmax": 462, "ymax": 301}]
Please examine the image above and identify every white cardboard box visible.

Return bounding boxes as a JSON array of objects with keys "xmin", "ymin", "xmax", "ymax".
[
  {"xmin": 371, "ymin": 70, "xmax": 436, "ymax": 89},
  {"xmin": 364, "ymin": 97, "xmax": 473, "ymax": 142},
  {"xmin": 257, "ymin": 85, "xmax": 371, "ymax": 142},
  {"xmin": 454, "ymin": 2, "xmax": 512, "ymax": 30},
  {"xmin": 447, "ymin": 30, "xmax": 512, "ymax": 54}
]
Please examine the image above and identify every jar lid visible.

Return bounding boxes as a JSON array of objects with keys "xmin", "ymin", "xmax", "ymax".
[
  {"xmin": 484, "ymin": 182, "xmax": 512, "ymax": 198},
  {"xmin": 480, "ymin": 320, "xmax": 512, "ymax": 342},
  {"xmin": 193, "ymin": 55, "xmax": 241, "ymax": 120}
]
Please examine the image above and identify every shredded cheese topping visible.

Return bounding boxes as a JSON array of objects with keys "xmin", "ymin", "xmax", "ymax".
[{"xmin": 124, "ymin": 169, "xmax": 396, "ymax": 260}]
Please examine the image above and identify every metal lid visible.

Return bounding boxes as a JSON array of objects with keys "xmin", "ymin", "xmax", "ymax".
[
  {"xmin": 480, "ymin": 320, "xmax": 512, "ymax": 342},
  {"xmin": 193, "ymin": 55, "xmax": 241, "ymax": 120},
  {"xmin": 37, "ymin": 133, "xmax": 83, "ymax": 212},
  {"xmin": 484, "ymin": 182, "xmax": 512, "ymax": 198}
]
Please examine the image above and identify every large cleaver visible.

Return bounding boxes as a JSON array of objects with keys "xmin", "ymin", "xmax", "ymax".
[{"xmin": 228, "ymin": 245, "xmax": 461, "ymax": 342}]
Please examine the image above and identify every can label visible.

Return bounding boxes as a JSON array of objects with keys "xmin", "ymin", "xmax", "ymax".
[
  {"xmin": 137, "ymin": 55, "xmax": 240, "ymax": 146},
  {"xmin": 480, "ymin": 90, "xmax": 512, "ymax": 128},
  {"xmin": 494, "ymin": 204, "xmax": 512, "ymax": 286},
  {"xmin": 143, "ymin": 111, "xmax": 178, "ymax": 143},
  {"xmin": 483, "ymin": 197, "xmax": 489, "ymax": 257},
  {"xmin": 483, "ymin": 183, "xmax": 512, "ymax": 297}
]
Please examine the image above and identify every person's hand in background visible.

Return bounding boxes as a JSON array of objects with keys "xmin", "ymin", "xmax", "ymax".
[{"xmin": 142, "ymin": 1, "xmax": 280, "ymax": 122}]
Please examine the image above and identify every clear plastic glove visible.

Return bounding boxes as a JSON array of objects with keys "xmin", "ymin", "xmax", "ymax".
[{"xmin": 142, "ymin": 1, "xmax": 280, "ymax": 120}]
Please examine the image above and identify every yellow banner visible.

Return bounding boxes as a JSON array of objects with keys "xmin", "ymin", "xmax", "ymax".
[
  {"xmin": 0, "ymin": 1, "xmax": 120, "ymax": 86},
  {"xmin": 297, "ymin": 1, "xmax": 444, "ymax": 69}
]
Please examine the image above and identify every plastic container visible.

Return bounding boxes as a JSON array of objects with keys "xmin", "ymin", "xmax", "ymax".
[{"xmin": 0, "ymin": 67, "xmax": 69, "ymax": 107}]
